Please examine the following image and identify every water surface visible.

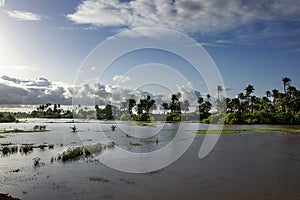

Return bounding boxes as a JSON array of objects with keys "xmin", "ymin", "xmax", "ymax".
[{"xmin": 0, "ymin": 119, "xmax": 299, "ymax": 199}]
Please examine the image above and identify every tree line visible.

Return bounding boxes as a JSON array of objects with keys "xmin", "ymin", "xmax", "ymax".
[
  {"xmin": 214, "ymin": 77, "xmax": 300, "ymax": 124},
  {"xmin": 1, "ymin": 77, "xmax": 299, "ymax": 124}
]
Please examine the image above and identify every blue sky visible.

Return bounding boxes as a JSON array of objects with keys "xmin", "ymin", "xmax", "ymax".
[{"xmin": 1, "ymin": 0, "xmax": 300, "ymax": 105}]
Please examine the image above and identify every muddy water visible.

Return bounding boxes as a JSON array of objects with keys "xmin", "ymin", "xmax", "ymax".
[{"xmin": 0, "ymin": 119, "xmax": 300, "ymax": 199}]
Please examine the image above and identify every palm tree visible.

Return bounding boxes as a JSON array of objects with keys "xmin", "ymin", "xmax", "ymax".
[
  {"xmin": 238, "ymin": 93, "xmax": 245, "ymax": 101},
  {"xmin": 206, "ymin": 94, "xmax": 211, "ymax": 102},
  {"xmin": 137, "ymin": 95, "xmax": 155, "ymax": 115},
  {"xmin": 181, "ymin": 100, "xmax": 190, "ymax": 114},
  {"xmin": 244, "ymin": 85, "xmax": 255, "ymax": 112},
  {"xmin": 272, "ymin": 89, "xmax": 279, "ymax": 111},
  {"xmin": 160, "ymin": 103, "xmax": 169, "ymax": 114},
  {"xmin": 282, "ymin": 77, "xmax": 291, "ymax": 94},
  {"xmin": 230, "ymin": 98, "xmax": 240, "ymax": 112},
  {"xmin": 169, "ymin": 93, "xmax": 181, "ymax": 113},
  {"xmin": 265, "ymin": 90, "xmax": 271, "ymax": 99},
  {"xmin": 245, "ymin": 84, "xmax": 255, "ymax": 99},
  {"xmin": 217, "ymin": 85, "xmax": 223, "ymax": 100},
  {"xmin": 128, "ymin": 99, "xmax": 136, "ymax": 114}
]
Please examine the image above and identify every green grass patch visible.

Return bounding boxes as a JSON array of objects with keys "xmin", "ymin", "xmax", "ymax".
[
  {"xmin": 141, "ymin": 140, "xmax": 155, "ymax": 144},
  {"xmin": 123, "ymin": 121, "xmax": 156, "ymax": 127},
  {"xmin": 0, "ymin": 129, "xmax": 49, "ymax": 134},
  {"xmin": 130, "ymin": 142, "xmax": 141, "ymax": 146},
  {"xmin": 88, "ymin": 176, "xmax": 109, "ymax": 182},
  {"xmin": 58, "ymin": 147, "xmax": 83, "ymax": 162},
  {"xmin": 19, "ymin": 144, "xmax": 34, "ymax": 154},
  {"xmin": 57, "ymin": 142, "xmax": 115, "ymax": 162},
  {"xmin": 196, "ymin": 128, "xmax": 300, "ymax": 134}
]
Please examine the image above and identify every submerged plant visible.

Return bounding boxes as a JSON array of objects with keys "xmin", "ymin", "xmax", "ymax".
[
  {"xmin": 0, "ymin": 145, "xmax": 18, "ymax": 155},
  {"xmin": 33, "ymin": 157, "xmax": 41, "ymax": 167},
  {"xmin": 111, "ymin": 125, "xmax": 117, "ymax": 131},
  {"xmin": 20, "ymin": 144, "xmax": 34, "ymax": 154},
  {"xmin": 58, "ymin": 147, "xmax": 83, "ymax": 162},
  {"xmin": 57, "ymin": 142, "xmax": 115, "ymax": 162},
  {"xmin": 70, "ymin": 125, "xmax": 78, "ymax": 132}
]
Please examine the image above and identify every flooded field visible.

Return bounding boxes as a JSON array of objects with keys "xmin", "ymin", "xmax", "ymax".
[{"xmin": 0, "ymin": 119, "xmax": 300, "ymax": 199}]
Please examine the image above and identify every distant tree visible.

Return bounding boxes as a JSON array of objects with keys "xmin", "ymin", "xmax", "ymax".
[
  {"xmin": 282, "ymin": 77, "xmax": 291, "ymax": 94},
  {"xmin": 104, "ymin": 104, "xmax": 113, "ymax": 120},
  {"xmin": 169, "ymin": 92, "xmax": 181, "ymax": 113},
  {"xmin": 181, "ymin": 99, "xmax": 190, "ymax": 114},
  {"xmin": 198, "ymin": 97, "xmax": 212, "ymax": 119},
  {"xmin": 160, "ymin": 103, "xmax": 169, "ymax": 114},
  {"xmin": 245, "ymin": 84, "xmax": 255, "ymax": 99},
  {"xmin": 265, "ymin": 90, "xmax": 271, "ymax": 98},
  {"xmin": 206, "ymin": 94, "xmax": 211, "ymax": 102},
  {"xmin": 137, "ymin": 95, "xmax": 156, "ymax": 115},
  {"xmin": 217, "ymin": 85, "xmax": 223, "ymax": 100}
]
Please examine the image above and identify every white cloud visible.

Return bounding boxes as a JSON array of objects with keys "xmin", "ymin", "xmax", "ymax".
[
  {"xmin": 5, "ymin": 10, "xmax": 43, "ymax": 21},
  {"xmin": 0, "ymin": 75, "xmax": 203, "ymax": 109},
  {"xmin": 0, "ymin": 75, "xmax": 72, "ymax": 105},
  {"xmin": 112, "ymin": 75, "xmax": 131, "ymax": 83},
  {"xmin": 0, "ymin": 0, "xmax": 5, "ymax": 8},
  {"xmin": 67, "ymin": 0, "xmax": 300, "ymax": 34}
]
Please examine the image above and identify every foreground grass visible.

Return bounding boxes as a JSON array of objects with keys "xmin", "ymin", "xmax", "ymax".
[
  {"xmin": 57, "ymin": 142, "xmax": 115, "ymax": 162},
  {"xmin": 196, "ymin": 128, "xmax": 300, "ymax": 134},
  {"xmin": 0, "ymin": 129, "xmax": 49, "ymax": 134}
]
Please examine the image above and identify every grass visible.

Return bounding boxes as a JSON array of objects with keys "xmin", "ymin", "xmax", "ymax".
[
  {"xmin": 84, "ymin": 143, "xmax": 102, "ymax": 156},
  {"xmin": 0, "ymin": 129, "xmax": 49, "ymax": 134},
  {"xmin": 123, "ymin": 121, "xmax": 156, "ymax": 127},
  {"xmin": 141, "ymin": 140, "xmax": 155, "ymax": 144},
  {"xmin": 130, "ymin": 142, "xmax": 141, "ymax": 146},
  {"xmin": 57, "ymin": 142, "xmax": 115, "ymax": 162},
  {"xmin": 58, "ymin": 147, "xmax": 83, "ymax": 162},
  {"xmin": 88, "ymin": 176, "xmax": 109, "ymax": 182},
  {"xmin": 195, "ymin": 128, "xmax": 300, "ymax": 134},
  {"xmin": 19, "ymin": 144, "xmax": 34, "ymax": 154},
  {"xmin": 0, "ymin": 145, "xmax": 18, "ymax": 155}
]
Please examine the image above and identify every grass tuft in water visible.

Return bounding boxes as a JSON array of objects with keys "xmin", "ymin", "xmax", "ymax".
[
  {"xmin": 19, "ymin": 144, "xmax": 34, "ymax": 154},
  {"xmin": 57, "ymin": 142, "xmax": 115, "ymax": 162},
  {"xmin": 58, "ymin": 147, "xmax": 83, "ymax": 162},
  {"xmin": 130, "ymin": 142, "xmax": 141, "ymax": 146}
]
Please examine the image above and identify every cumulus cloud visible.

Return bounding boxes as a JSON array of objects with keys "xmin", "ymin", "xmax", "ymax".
[
  {"xmin": 67, "ymin": 0, "xmax": 300, "ymax": 34},
  {"xmin": 5, "ymin": 10, "xmax": 43, "ymax": 21},
  {"xmin": 177, "ymin": 82, "xmax": 201, "ymax": 106},
  {"xmin": 112, "ymin": 75, "xmax": 131, "ymax": 83},
  {"xmin": 0, "ymin": 76, "xmax": 71, "ymax": 105},
  {"xmin": 0, "ymin": 0, "xmax": 5, "ymax": 8},
  {"xmin": 0, "ymin": 75, "xmax": 203, "ymax": 110}
]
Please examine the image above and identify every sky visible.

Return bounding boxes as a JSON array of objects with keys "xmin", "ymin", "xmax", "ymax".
[{"xmin": 1, "ymin": 0, "xmax": 300, "ymax": 105}]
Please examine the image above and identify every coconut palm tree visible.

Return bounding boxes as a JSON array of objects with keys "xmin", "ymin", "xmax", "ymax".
[
  {"xmin": 181, "ymin": 99, "xmax": 190, "ymax": 114},
  {"xmin": 265, "ymin": 90, "xmax": 271, "ymax": 98},
  {"xmin": 272, "ymin": 89, "xmax": 279, "ymax": 111},
  {"xmin": 217, "ymin": 85, "xmax": 223, "ymax": 100},
  {"xmin": 245, "ymin": 84, "xmax": 255, "ymax": 99},
  {"xmin": 282, "ymin": 77, "xmax": 291, "ymax": 94}
]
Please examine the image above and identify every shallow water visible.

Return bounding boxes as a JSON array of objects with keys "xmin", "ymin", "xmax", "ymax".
[{"xmin": 0, "ymin": 119, "xmax": 300, "ymax": 199}]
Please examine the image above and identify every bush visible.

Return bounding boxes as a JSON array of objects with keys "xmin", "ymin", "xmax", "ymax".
[{"xmin": 166, "ymin": 113, "xmax": 181, "ymax": 122}]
